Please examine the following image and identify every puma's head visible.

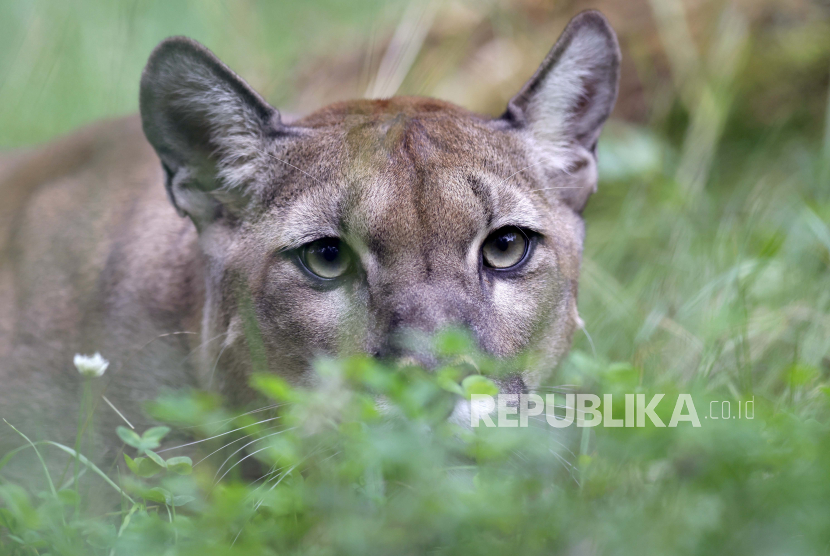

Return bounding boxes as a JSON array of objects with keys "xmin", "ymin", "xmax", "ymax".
[{"xmin": 139, "ymin": 11, "xmax": 621, "ymax": 403}]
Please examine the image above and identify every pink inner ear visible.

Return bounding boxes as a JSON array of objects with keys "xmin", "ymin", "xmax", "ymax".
[
  {"xmin": 502, "ymin": 11, "xmax": 620, "ymax": 153},
  {"xmin": 573, "ymin": 79, "xmax": 598, "ymax": 120}
]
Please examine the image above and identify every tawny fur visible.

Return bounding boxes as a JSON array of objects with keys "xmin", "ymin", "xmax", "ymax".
[{"xmin": 0, "ymin": 11, "xmax": 620, "ymax": 471}]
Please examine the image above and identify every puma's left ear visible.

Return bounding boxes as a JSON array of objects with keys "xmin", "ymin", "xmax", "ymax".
[{"xmin": 503, "ymin": 10, "xmax": 621, "ymax": 212}]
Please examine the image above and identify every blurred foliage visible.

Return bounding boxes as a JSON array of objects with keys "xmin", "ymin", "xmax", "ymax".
[
  {"xmin": 0, "ymin": 0, "xmax": 406, "ymax": 146},
  {"xmin": 2, "ymin": 0, "xmax": 830, "ymax": 554},
  {"xmin": 2, "ymin": 350, "xmax": 830, "ymax": 555}
]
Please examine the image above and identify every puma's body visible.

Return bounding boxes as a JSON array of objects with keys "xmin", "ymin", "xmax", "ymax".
[
  {"xmin": 0, "ymin": 12, "xmax": 621, "ymax": 466},
  {"xmin": 0, "ymin": 117, "xmax": 202, "ymax": 446}
]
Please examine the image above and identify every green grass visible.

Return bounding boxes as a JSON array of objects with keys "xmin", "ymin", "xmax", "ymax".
[
  {"xmin": 2, "ymin": 0, "xmax": 830, "ymax": 554},
  {"xmin": 0, "ymin": 0, "xmax": 404, "ymax": 146},
  {"xmin": 2, "ymin": 351, "xmax": 830, "ymax": 555}
]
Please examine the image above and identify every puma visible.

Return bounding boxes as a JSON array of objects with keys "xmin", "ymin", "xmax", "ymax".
[{"xmin": 0, "ymin": 11, "xmax": 620, "ymax": 465}]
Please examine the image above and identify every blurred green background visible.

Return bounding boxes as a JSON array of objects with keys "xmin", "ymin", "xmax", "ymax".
[
  {"xmin": 0, "ymin": 0, "xmax": 406, "ymax": 146},
  {"xmin": 2, "ymin": 0, "xmax": 830, "ymax": 554}
]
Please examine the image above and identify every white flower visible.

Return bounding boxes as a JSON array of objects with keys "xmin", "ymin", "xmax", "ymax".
[{"xmin": 74, "ymin": 352, "xmax": 109, "ymax": 378}]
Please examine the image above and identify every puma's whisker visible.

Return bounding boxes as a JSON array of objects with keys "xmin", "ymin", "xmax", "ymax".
[
  {"xmin": 549, "ymin": 449, "xmax": 580, "ymax": 486},
  {"xmin": 257, "ymin": 147, "xmax": 324, "ymax": 186},
  {"xmin": 101, "ymin": 395, "xmax": 135, "ymax": 429},
  {"xmin": 529, "ymin": 386, "xmax": 576, "ymax": 393},
  {"xmin": 581, "ymin": 324, "xmax": 599, "ymax": 358},
  {"xmin": 214, "ymin": 444, "xmax": 279, "ymax": 487},
  {"xmin": 194, "ymin": 424, "xmax": 284, "ymax": 467},
  {"xmin": 177, "ymin": 404, "xmax": 283, "ymax": 431},
  {"xmin": 232, "ymin": 461, "xmax": 303, "ymax": 546},
  {"xmin": 212, "ymin": 428, "xmax": 296, "ymax": 483},
  {"xmin": 214, "ymin": 431, "xmax": 299, "ymax": 488},
  {"xmin": 493, "ymin": 160, "xmax": 546, "ymax": 190},
  {"xmin": 157, "ymin": 417, "xmax": 281, "ymax": 454}
]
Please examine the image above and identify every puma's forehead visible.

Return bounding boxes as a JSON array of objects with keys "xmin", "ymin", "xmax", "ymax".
[
  {"xmin": 296, "ymin": 96, "xmax": 465, "ymax": 125},
  {"xmin": 268, "ymin": 97, "xmax": 547, "ymax": 262}
]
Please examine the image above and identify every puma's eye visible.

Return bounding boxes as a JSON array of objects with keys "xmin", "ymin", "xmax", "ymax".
[
  {"xmin": 482, "ymin": 227, "xmax": 529, "ymax": 270},
  {"xmin": 300, "ymin": 238, "xmax": 351, "ymax": 279}
]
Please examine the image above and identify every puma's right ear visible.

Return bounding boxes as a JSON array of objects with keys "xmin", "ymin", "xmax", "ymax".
[
  {"xmin": 503, "ymin": 11, "xmax": 621, "ymax": 212},
  {"xmin": 140, "ymin": 37, "xmax": 282, "ymax": 225}
]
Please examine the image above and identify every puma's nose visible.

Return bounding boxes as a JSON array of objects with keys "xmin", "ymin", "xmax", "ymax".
[
  {"xmin": 372, "ymin": 330, "xmax": 438, "ymax": 370},
  {"xmin": 371, "ymin": 283, "xmax": 475, "ymax": 367},
  {"xmin": 386, "ymin": 283, "xmax": 472, "ymax": 334}
]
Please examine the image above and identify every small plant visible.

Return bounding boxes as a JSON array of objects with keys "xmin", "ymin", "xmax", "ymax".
[{"xmin": 2, "ymin": 348, "xmax": 830, "ymax": 555}]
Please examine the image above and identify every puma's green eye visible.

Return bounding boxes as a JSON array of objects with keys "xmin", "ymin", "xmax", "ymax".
[
  {"xmin": 300, "ymin": 238, "xmax": 351, "ymax": 279},
  {"xmin": 482, "ymin": 227, "xmax": 529, "ymax": 270}
]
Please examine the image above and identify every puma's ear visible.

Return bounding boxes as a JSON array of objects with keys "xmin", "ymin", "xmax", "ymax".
[
  {"xmin": 503, "ymin": 11, "xmax": 621, "ymax": 212},
  {"xmin": 140, "ymin": 37, "xmax": 282, "ymax": 225}
]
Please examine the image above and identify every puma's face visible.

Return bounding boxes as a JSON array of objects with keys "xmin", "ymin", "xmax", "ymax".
[
  {"xmin": 139, "ymin": 11, "xmax": 621, "ymax": 401},
  {"xmin": 211, "ymin": 99, "xmax": 587, "ymax": 390}
]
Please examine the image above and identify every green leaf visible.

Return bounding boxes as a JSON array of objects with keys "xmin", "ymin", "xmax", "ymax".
[
  {"xmin": 434, "ymin": 328, "xmax": 475, "ymax": 356},
  {"xmin": 0, "ymin": 485, "xmax": 39, "ymax": 530},
  {"xmin": 436, "ymin": 367, "xmax": 464, "ymax": 396},
  {"xmin": 123, "ymin": 453, "xmax": 138, "ymax": 474},
  {"xmin": 166, "ymin": 456, "xmax": 193, "ymax": 475},
  {"xmin": 124, "ymin": 454, "xmax": 163, "ymax": 478},
  {"xmin": 786, "ymin": 364, "xmax": 818, "ymax": 387},
  {"xmin": 143, "ymin": 450, "xmax": 167, "ymax": 468},
  {"xmin": 0, "ymin": 508, "xmax": 16, "ymax": 530},
  {"xmin": 251, "ymin": 373, "xmax": 296, "ymax": 402},
  {"xmin": 82, "ymin": 521, "xmax": 117, "ymax": 550},
  {"xmin": 138, "ymin": 427, "xmax": 170, "ymax": 452},
  {"xmin": 146, "ymin": 391, "xmax": 223, "ymax": 428},
  {"xmin": 605, "ymin": 362, "xmax": 640, "ymax": 388},
  {"xmin": 117, "ymin": 427, "xmax": 143, "ymax": 449},
  {"xmin": 461, "ymin": 375, "xmax": 499, "ymax": 399},
  {"xmin": 172, "ymin": 495, "xmax": 195, "ymax": 507},
  {"xmin": 143, "ymin": 487, "xmax": 173, "ymax": 505},
  {"xmin": 56, "ymin": 489, "xmax": 79, "ymax": 506},
  {"xmin": 120, "ymin": 426, "xmax": 170, "ymax": 453}
]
